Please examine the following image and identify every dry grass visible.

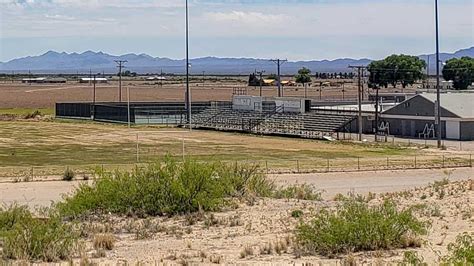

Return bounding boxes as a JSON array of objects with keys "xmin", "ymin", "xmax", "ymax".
[{"xmin": 93, "ymin": 233, "xmax": 115, "ymax": 251}]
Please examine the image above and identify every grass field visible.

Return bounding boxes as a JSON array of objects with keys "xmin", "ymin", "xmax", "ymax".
[{"xmin": 0, "ymin": 120, "xmax": 437, "ymax": 178}]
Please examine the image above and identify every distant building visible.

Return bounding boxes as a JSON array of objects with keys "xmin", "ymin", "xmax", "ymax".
[
  {"xmin": 45, "ymin": 78, "xmax": 67, "ymax": 83},
  {"xmin": 79, "ymin": 78, "xmax": 108, "ymax": 84},
  {"xmin": 22, "ymin": 77, "xmax": 46, "ymax": 83},
  {"xmin": 146, "ymin": 76, "xmax": 166, "ymax": 81}
]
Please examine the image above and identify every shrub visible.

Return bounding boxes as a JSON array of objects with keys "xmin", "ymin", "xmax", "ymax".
[
  {"xmin": 23, "ymin": 110, "xmax": 41, "ymax": 119},
  {"xmin": 217, "ymin": 163, "xmax": 275, "ymax": 198},
  {"xmin": 291, "ymin": 209, "xmax": 304, "ymax": 218},
  {"xmin": 0, "ymin": 207, "xmax": 78, "ymax": 261},
  {"xmin": 295, "ymin": 199, "xmax": 428, "ymax": 257},
  {"xmin": 442, "ymin": 233, "xmax": 474, "ymax": 265},
  {"xmin": 93, "ymin": 233, "xmax": 115, "ymax": 250},
  {"xmin": 273, "ymin": 184, "xmax": 322, "ymax": 201},
  {"xmin": 63, "ymin": 168, "xmax": 75, "ymax": 181},
  {"xmin": 58, "ymin": 157, "xmax": 274, "ymax": 218},
  {"xmin": 400, "ymin": 251, "xmax": 427, "ymax": 266}
]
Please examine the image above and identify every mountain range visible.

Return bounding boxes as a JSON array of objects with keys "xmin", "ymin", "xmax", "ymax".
[{"xmin": 1, "ymin": 47, "xmax": 472, "ymax": 75}]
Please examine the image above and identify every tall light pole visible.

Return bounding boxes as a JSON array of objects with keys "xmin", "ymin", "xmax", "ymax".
[
  {"xmin": 185, "ymin": 0, "xmax": 192, "ymax": 130},
  {"xmin": 92, "ymin": 74, "xmax": 96, "ymax": 120},
  {"xmin": 435, "ymin": 0, "xmax": 442, "ymax": 148}
]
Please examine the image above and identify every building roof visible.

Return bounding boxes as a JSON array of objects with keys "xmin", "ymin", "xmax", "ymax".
[
  {"xmin": 420, "ymin": 93, "xmax": 474, "ymax": 118},
  {"xmin": 80, "ymin": 77, "xmax": 108, "ymax": 81},
  {"xmin": 146, "ymin": 76, "xmax": 166, "ymax": 80}
]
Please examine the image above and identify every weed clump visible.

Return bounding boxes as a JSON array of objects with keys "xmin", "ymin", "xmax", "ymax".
[
  {"xmin": 442, "ymin": 232, "xmax": 474, "ymax": 264},
  {"xmin": 273, "ymin": 184, "xmax": 322, "ymax": 201},
  {"xmin": 63, "ymin": 168, "xmax": 75, "ymax": 181},
  {"xmin": 58, "ymin": 157, "xmax": 275, "ymax": 218},
  {"xmin": 0, "ymin": 205, "xmax": 78, "ymax": 262},
  {"xmin": 295, "ymin": 199, "xmax": 428, "ymax": 257}
]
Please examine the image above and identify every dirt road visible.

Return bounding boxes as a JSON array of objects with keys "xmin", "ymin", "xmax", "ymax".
[{"xmin": 1, "ymin": 168, "xmax": 472, "ymax": 208}]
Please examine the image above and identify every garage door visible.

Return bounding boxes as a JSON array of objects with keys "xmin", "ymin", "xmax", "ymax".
[{"xmin": 446, "ymin": 121, "xmax": 460, "ymax": 140}]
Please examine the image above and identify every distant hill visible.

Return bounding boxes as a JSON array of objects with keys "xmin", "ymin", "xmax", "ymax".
[{"xmin": 1, "ymin": 47, "xmax": 472, "ymax": 75}]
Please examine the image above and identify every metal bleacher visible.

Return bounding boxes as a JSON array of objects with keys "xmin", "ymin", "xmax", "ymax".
[{"xmin": 192, "ymin": 106, "xmax": 355, "ymax": 140}]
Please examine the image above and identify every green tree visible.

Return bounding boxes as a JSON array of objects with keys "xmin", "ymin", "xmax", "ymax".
[
  {"xmin": 267, "ymin": 73, "xmax": 278, "ymax": 80},
  {"xmin": 295, "ymin": 67, "xmax": 312, "ymax": 84},
  {"xmin": 295, "ymin": 67, "xmax": 312, "ymax": 98},
  {"xmin": 442, "ymin": 57, "xmax": 474, "ymax": 90},
  {"xmin": 368, "ymin": 54, "xmax": 426, "ymax": 88}
]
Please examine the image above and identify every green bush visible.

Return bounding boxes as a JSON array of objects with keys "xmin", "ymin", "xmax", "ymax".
[
  {"xmin": 58, "ymin": 157, "xmax": 275, "ymax": 218},
  {"xmin": 0, "ymin": 205, "xmax": 32, "ymax": 237},
  {"xmin": 442, "ymin": 233, "xmax": 474, "ymax": 265},
  {"xmin": 296, "ymin": 199, "xmax": 428, "ymax": 257},
  {"xmin": 0, "ymin": 206, "xmax": 78, "ymax": 261},
  {"xmin": 63, "ymin": 168, "xmax": 75, "ymax": 181},
  {"xmin": 273, "ymin": 184, "xmax": 322, "ymax": 201}
]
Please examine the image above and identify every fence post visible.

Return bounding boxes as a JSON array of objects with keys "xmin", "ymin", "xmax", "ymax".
[
  {"xmin": 442, "ymin": 155, "xmax": 445, "ymax": 168},
  {"xmin": 386, "ymin": 157, "xmax": 389, "ymax": 169},
  {"xmin": 30, "ymin": 167, "xmax": 34, "ymax": 181},
  {"xmin": 326, "ymin": 159, "xmax": 330, "ymax": 173},
  {"xmin": 358, "ymin": 157, "xmax": 360, "ymax": 171},
  {"xmin": 296, "ymin": 160, "xmax": 300, "ymax": 173},
  {"xmin": 414, "ymin": 156, "xmax": 417, "ymax": 169},
  {"xmin": 470, "ymin": 154, "xmax": 472, "ymax": 168},
  {"xmin": 265, "ymin": 161, "xmax": 268, "ymax": 174}
]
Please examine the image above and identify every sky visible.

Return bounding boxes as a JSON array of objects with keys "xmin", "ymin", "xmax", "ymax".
[{"xmin": 0, "ymin": 0, "xmax": 473, "ymax": 62}]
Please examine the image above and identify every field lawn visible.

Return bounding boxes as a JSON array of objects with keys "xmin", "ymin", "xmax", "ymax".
[{"xmin": 0, "ymin": 120, "xmax": 439, "ymax": 177}]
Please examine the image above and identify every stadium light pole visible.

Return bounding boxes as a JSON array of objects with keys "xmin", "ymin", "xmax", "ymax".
[
  {"xmin": 435, "ymin": 0, "xmax": 442, "ymax": 148},
  {"xmin": 185, "ymin": 0, "xmax": 192, "ymax": 131},
  {"xmin": 92, "ymin": 74, "xmax": 96, "ymax": 120}
]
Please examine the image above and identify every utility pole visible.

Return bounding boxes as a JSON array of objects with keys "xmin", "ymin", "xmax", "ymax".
[
  {"xmin": 342, "ymin": 82, "xmax": 345, "ymax": 100},
  {"xmin": 115, "ymin": 60, "xmax": 127, "ymax": 102},
  {"xmin": 349, "ymin": 65, "xmax": 366, "ymax": 142},
  {"xmin": 160, "ymin": 68, "xmax": 164, "ymax": 87},
  {"xmin": 185, "ymin": 0, "xmax": 192, "ymax": 130},
  {"xmin": 426, "ymin": 55, "xmax": 430, "ymax": 90},
  {"xmin": 270, "ymin": 59, "xmax": 287, "ymax": 97},
  {"xmin": 435, "ymin": 0, "xmax": 442, "ymax": 148},
  {"xmin": 257, "ymin": 70, "xmax": 265, "ymax": 97},
  {"xmin": 127, "ymin": 86, "xmax": 131, "ymax": 128}
]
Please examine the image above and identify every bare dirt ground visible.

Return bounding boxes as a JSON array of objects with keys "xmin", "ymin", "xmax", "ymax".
[
  {"xmin": 0, "ymin": 80, "xmax": 414, "ymax": 109},
  {"xmin": 1, "ymin": 172, "xmax": 470, "ymax": 265}
]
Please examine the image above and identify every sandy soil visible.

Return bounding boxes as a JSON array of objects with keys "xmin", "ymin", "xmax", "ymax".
[
  {"xmin": 0, "ymin": 169, "xmax": 472, "ymax": 265},
  {"xmin": 0, "ymin": 81, "xmax": 413, "ymax": 109},
  {"xmin": 72, "ymin": 179, "xmax": 474, "ymax": 264}
]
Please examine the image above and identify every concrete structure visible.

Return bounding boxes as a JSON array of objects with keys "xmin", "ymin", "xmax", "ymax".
[{"xmin": 232, "ymin": 96, "xmax": 310, "ymax": 113}]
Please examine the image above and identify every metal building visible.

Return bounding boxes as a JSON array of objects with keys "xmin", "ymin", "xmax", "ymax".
[{"xmin": 380, "ymin": 93, "xmax": 474, "ymax": 140}]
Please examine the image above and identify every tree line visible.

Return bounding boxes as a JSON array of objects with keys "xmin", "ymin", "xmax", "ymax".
[{"xmin": 248, "ymin": 56, "xmax": 473, "ymax": 90}]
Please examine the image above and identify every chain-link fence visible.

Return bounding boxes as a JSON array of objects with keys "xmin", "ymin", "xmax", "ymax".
[{"xmin": 0, "ymin": 154, "xmax": 471, "ymax": 182}]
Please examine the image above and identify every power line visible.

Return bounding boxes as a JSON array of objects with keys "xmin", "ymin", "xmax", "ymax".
[
  {"xmin": 115, "ymin": 60, "xmax": 127, "ymax": 102},
  {"xmin": 270, "ymin": 59, "xmax": 287, "ymax": 97}
]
